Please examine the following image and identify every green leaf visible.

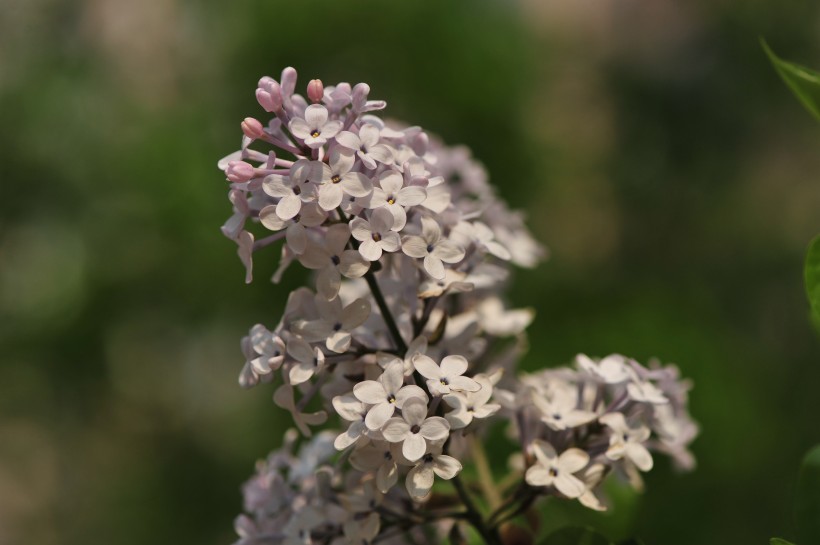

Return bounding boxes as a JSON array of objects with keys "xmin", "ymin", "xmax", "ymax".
[
  {"xmin": 539, "ymin": 526, "xmax": 612, "ymax": 545},
  {"xmin": 761, "ymin": 38, "xmax": 820, "ymax": 122},
  {"xmin": 806, "ymin": 236, "xmax": 820, "ymax": 327},
  {"xmin": 770, "ymin": 539, "xmax": 796, "ymax": 545},
  {"xmin": 797, "ymin": 445, "xmax": 820, "ymax": 544}
]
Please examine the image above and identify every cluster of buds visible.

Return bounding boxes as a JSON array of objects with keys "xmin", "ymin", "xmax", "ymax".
[{"xmin": 218, "ymin": 68, "xmax": 697, "ymax": 545}]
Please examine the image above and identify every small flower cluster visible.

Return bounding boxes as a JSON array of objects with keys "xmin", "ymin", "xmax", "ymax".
[
  {"xmin": 496, "ymin": 354, "xmax": 698, "ymax": 511},
  {"xmin": 219, "ymin": 68, "xmax": 697, "ymax": 545}
]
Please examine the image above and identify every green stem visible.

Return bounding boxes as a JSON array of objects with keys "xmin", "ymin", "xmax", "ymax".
[{"xmin": 451, "ymin": 475, "xmax": 503, "ymax": 545}]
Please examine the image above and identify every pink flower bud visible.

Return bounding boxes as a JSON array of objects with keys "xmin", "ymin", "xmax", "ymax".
[
  {"xmin": 256, "ymin": 78, "xmax": 282, "ymax": 112},
  {"xmin": 241, "ymin": 117, "xmax": 265, "ymax": 140},
  {"xmin": 307, "ymin": 79, "xmax": 324, "ymax": 104},
  {"xmin": 226, "ymin": 161, "xmax": 255, "ymax": 183}
]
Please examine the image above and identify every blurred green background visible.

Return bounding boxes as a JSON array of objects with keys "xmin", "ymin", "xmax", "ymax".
[{"xmin": 1, "ymin": 0, "xmax": 819, "ymax": 544}]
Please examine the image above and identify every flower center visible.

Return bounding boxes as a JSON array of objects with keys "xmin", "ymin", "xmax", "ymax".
[
  {"xmin": 372, "ymin": 232, "xmax": 382, "ymax": 242},
  {"xmin": 549, "ymin": 467, "xmax": 559, "ymax": 477},
  {"xmin": 331, "ymin": 174, "xmax": 341, "ymax": 184},
  {"xmin": 333, "ymin": 322, "xmax": 342, "ymax": 331},
  {"xmin": 310, "ymin": 130, "xmax": 321, "ymax": 138},
  {"xmin": 426, "ymin": 244, "xmax": 434, "ymax": 253},
  {"xmin": 387, "ymin": 394, "xmax": 396, "ymax": 404},
  {"xmin": 440, "ymin": 378, "xmax": 449, "ymax": 386},
  {"xmin": 331, "ymin": 255, "xmax": 341, "ymax": 265},
  {"xmin": 422, "ymin": 453, "xmax": 434, "ymax": 464},
  {"xmin": 387, "ymin": 196, "xmax": 396, "ymax": 205},
  {"xmin": 293, "ymin": 185, "xmax": 302, "ymax": 195},
  {"xmin": 410, "ymin": 425, "xmax": 421, "ymax": 434}
]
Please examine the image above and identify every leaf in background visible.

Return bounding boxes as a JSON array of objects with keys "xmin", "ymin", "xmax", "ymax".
[
  {"xmin": 796, "ymin": 445, "xmax": 820, "ymax": 544},
  {"xmin": 770, "ymin": 539, "xmax": 796, "ymax": 545},
  {"xmin": 806, "ymin": 236, "xmax": 820, "ymax": 327},
  {"xmin": 761, "ymin": 39, "xmax": 820, "ymax": 122},
  {"xmin": 617, "ymin": 540, "xmax": 646, "ymax": 545},
  {"xmin": 539, "ymin": 527, "xmax": 612, "ymax": 545}
]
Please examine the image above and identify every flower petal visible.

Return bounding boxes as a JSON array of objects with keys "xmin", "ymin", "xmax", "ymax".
[
  {"xmin": 364, "ymin": 402, "xmax": 394, "ymax": 430},
  {"xmin": 440, "ymin": 355, "xmax": 468, "ymax": 377},
  {"xmin": 420, "ymin": 417, "xmax": 449, "ymax": 441},
  {"xmin": 353, "ymin": 381, "xmax": 387, "ymax": 404},
  {"xmin": 413, "ymin": 355, "xmax": 441, "ymax": 380},
  {"xmin": 432, "ymin": 455, "xmax": 462, "ymax": 480}
]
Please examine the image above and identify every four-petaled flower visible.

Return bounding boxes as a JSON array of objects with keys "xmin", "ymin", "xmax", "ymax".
[
  {"xmin": 402, "ymin": 216, "xmax": 465, "ymax": 279},
  {"xmin": 352, "ymin": 360, "xmax": 427, "ymax": 430},
  {"xmin": 413, "ymin": 354, "xmax": 480, "ymax": 397},
  {"xmin": 289, "ymin": 104, "xmax": 343, "ymax": 149},
  {"xmin": 405, "ymin": 446, "xmax": 462, "ymax": 501},
  {"xmin": 350, "ymin": 208, "xmax": 401, "ymax": 262},
  {"xmin": 524, "ymin": 440, "xmax": 589, "ymax": 498},
  {"xmin": 336, "ymin": 123, "xmax": 393, "ymax": 169},
  {"xmin": 381, "ymin": 397, "xmax": 450, "ymax": 461},
  {"xmin": 294, "ymin": 296, "xmax": 371, "ymax": 353},
  {"xmin": 599, "ymin": 412, "xmax": 654, "ymax": 472}
]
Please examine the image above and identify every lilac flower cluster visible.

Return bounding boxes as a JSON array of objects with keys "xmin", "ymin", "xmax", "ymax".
[{"xmin": 218, "ymin": 68, "xmax": 697, "ymax": 545}]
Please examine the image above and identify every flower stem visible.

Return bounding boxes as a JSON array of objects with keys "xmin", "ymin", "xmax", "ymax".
[{"xmin": 451, "ymin": 475, "xmax": 503, "ymax": 545}]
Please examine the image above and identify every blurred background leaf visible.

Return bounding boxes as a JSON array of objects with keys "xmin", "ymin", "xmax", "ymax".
[
  {"xmin": 763, "ymin": 39, "xmax": 820, "ymax": 121},
  {"xmin": 796, "ymin": 445, "xmax": 820, "ymax": 544}
]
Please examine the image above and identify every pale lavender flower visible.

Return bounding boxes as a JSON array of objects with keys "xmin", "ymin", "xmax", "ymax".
[
  {"xmin": 401, "ymin": 216, "xmax": 465, "ymax": 279},
  {"xmin": 350, "ymin": 208, "xmax": 401, "ymax": 262},
  {"xmin": 289, "ymin": 104, "xmax": 342, "ymax": 149},
  {"xmin": 412, "ymin": 354, "xmax": 480, "ymax": 397},
  {"xmin": 353, "ymin": 360, "xmax": 427, "ymax": 430},
  {"xmin": 524, "ymin": 440, "xmax": 589, "ymax": 499},
  {"xmin": 381, "ymin": 397, "xmax": 450, "ymax": 462},
  {"xmin": 293, "ymin": 295, "xmax": 371, "ymax": 353}
]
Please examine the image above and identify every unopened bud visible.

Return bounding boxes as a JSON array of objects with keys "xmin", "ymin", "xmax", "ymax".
[
  {"xmin": 307, "ymin": 79, "xmax": 324, "ymax": 103},
  {"xmin": 226, "ymin": 161, "xmax": 255, "ymax": 183},
  {"xmin": 241, "ymin": 117, "xmax": 265, "ymax": 140},
  {"xmin": 256, "ymin": 77, "xmax": 282, "ymax": 112}
]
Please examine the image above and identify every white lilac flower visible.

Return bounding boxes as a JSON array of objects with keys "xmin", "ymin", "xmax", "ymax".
[
  {"xmin": 286, "ymin": 336, "xmax": 326, "ymax": 386},
  {"xmin": 363, "ymin": 169, "xmax": 427, "ymax": 231},
  {"xmin": 298, "ymin": 224, "xmax": 369, "ymax": 300},
  {"xmin": 476, "ymin": 297, "xmax": 534, "ymax": 336},
  {"xmin": 248, "ymin": 324, "xmax": 286, "ymax": 376},
  {"xmin": 259, "ymin": 202, "xmax": 327, "ymax": 255},
  {"xmin": 443, "ymin": 374, "xmax": 500, "ymax": 429},
  {"xmin": 532, "ymin": 387, "xmax": 597, "ymax": 431},
  {"xmin": 316, "ymin": 148, "xmax": 373, "ymax": 211},
  {"xmin": 524, "ymin": 440, "xmax": 589, "ymax": 499},
  {"xmin": 222, "ymin": 189, "xmax": 250, "ymax": 240},
  {"xmin": 263, "ymin": 160, "xmax": 321, "ymax": 220},
  {"xmin": 576, "ymin": 354, "xmax": 632, "ymax": 385},
  {"xmin": 577, "ymin": 464, "xmax": 608, "ymax": 512},
  {"xmin": 335, "ymin": 123, "xmax": 393, "ymax": 169},
  {"xmin": 376, "ymin": 338, "xmax": 427, "ymax": 377},
  {"xmin": 288, "ymin": 104, "xmax": 343, "ymax": 149},
  {"xmin": 349, "ymin": 440, "xmax": 401, "ymax": 493},
  {"xmin": 450, "ymin": 220, "xmax": 512, "ymax": 261},
  {"xmin": 599, "ymin": 412, "xmax": 654, "ymax": 472},
  {"xmin": 412, "ymin": 354, "xmax": 480, "ymax": 397},
  {"xmin": 338, "ymin": 480, "xmax": 383, "ymax": 545},
  {"xmin": 626, "ymin": 373, "xmax": 669, "ymax": 405},
  {"xmin": 332, "ymin": 394, "xmax": 370, "ymax": 450},
  {"xmin": 405, "ymin": 446, "xmax": 462, "ymax": 501},
  {"xmin": 293, "ymin": 296, "xmax": 371, "ymax": 353},
  {"xmin": 352, "ymin": 360, "xmax": 427, "ymax": 430},
  {"xmin": 417, "ymin": 269, "xmax": 473, "ymax": 299},
  {"xmin": 381, "ymin": 397, "xmax": 450, "ymax": 462},
  {"xmin": 273, "ymin": 384, "xmax": 327, "ymax": 437},
  {"xmin": 401, "ymin": 216, "xmax": 465, "ymax": 280},
  {"xmin": 282, "ymin": 506, "xmax": 323, "ymax": 545},
  {"xmin": 350, "ymin": 208, "xmax": 401, "ymax": 262}
]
